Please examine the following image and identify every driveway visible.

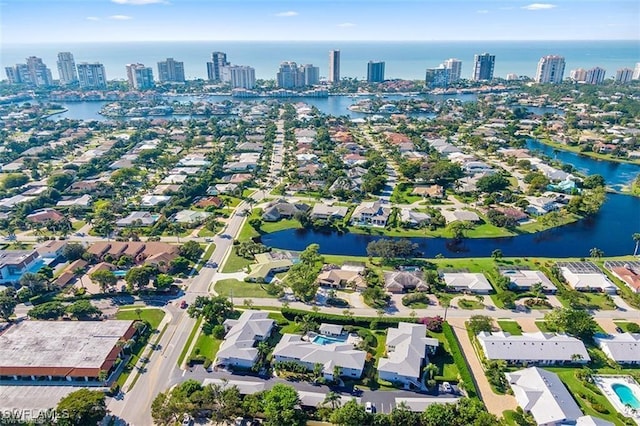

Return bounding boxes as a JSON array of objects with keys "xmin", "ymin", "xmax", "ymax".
[{"xmin": 596, "ymin": 318, "xmax": 621, "ymax": 334}]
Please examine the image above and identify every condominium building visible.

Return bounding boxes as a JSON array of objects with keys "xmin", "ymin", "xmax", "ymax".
[
  {"xmin": 425, "ymin": 66, "xmax": 450, "ymax": 88},
  {"xmin": 299, "ymin": 64, "xmax": 320, "ymax": 85},
  {"xmin": 367, "ymin": 61, "xmax": 385, "ymax": 83},
  {"xmin": 633, "ymin": 63, "xmax": 640, "ymax": 80},
  {"xmin": 206, "ymin": 51, "xmax": 229, "ymax": 81},
  {"xmin": 126, "ymin": 63, "xmax": 154, "ymax": 90},
  {"xmin": 535, "ymin": 55, "xmax": 565, "ymax": 84},
  {"xmin": 226, "ymin": 65, "xmax": 256, "ymax": 89},
  {"xmin": 570, "ymin": 68, "xmax": 588, "ymax": 82},
  {"xmin": 77, "ymin": 62, "xmax": 107, "ymax": 89},
  {"xmin": 443, "ymin": 58, "xmax": 462, "ymax": 82},
  {"xmin": 472, "ymin": 53, "xmax": 495, "ymax": 81},
  {"xmin": 615, "ymin": 68, "xmax": 634, "ymax": 84},
  {"xmin": 585, "ymin": 67, "xmax": 606, "ymax": 85},
  {"xmin": 277, "ymin": 62, "xmax": 302, "ymax": 88},
  {"xmin": 5, "ymin": 56, "xmax": 53, "ymax": 86},
  {"xmin": 56, "ymin": 52, "xmax": 78, "ymax": 85},
  {"xmin": 328, "ymin": 49, "xmax": 340, "ymax": 83},
  {"xmin": 157, "ymin": 58, "xmax": 185, "ymax": 83}
]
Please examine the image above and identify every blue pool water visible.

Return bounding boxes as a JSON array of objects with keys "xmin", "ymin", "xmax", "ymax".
[
  {"xmin": 312, "ymin": 335, "xmax": 346, "ymax": 346},
  {"xmin": 113, "ymin": 271, "xmax": 127, "ymax": 278},
  {"xmin": 612, "ymin": 383, "xmax": 640, "ymax": 409}
]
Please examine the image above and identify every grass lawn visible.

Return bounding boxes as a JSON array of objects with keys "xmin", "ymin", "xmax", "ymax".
[
  {"xmin": 198, "ymin": 228, "xmax": 217, "ymax": 237},
  {"xmin": 613, "ymin": 321, "xmax": 640, "ymax": 333},
  {"xmin": 71, "ymin": 220, "xmax": 86, "ymax": 231},
  {"xmin": 115, "ymin": 307, "xmax": 165, "ymax": 330},
  {"xmin": 535, "ymin": 321, "xmax": 552, "ymax": 332},
  {"xmin": 260, "ymin": 219, "xmax": 301, "ymax": 233},
  {"xmin": 196, "ymin": 243, "xmax": 217, "ymax": 272},
  {"xmin": 215, "ymin": 278, "xmax": 276, "ymax": 299},
  {"xmin": 497, "ymin": 320, "xmax": 523, "ymax": 336},
  {"xmin": 191, "ymin": 332, "xmax": 222, "ymax": 361},
  {"xmin": 428, "ymin": 330, "xmax": 460, "ymax": 382},
  {"xmin": 221, "ymin": 248, "xmax": 253, "ymax": 273},
  {"xmin": 457, "ymin": 298, "xmax": 484, "ymax": 310},
  {"xmin": 518, "ymin": 213, "xmax": 580, "ymax": 233},
  {"xmin": 237, "ymin": 219, "xmax": 259, "ymax": 241}
]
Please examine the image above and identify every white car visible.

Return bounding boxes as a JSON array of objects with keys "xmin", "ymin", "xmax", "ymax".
[
  {"xmin": 442, "ymin": 381, "xmax": 452, "ymax": 392},
  {"xmin": 365, "ymin": 401, "xmax": 374, "ymax": 414}
]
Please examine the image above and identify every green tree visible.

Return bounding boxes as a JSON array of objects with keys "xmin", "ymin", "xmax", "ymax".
[
  {"xmin": 329, "ymin": 398, "xmax": 371, "ymax": 426},
  {"xmin": 491, "ymin": 249, "xmax": 503, "ymax": 260},
  {"xmin": 0, "ymin": 289, "xmax": 18, "ymax": 321},
  {"xmin": 63, "ymin": 243, "xmax": 86, "ymax": 261},
  {"xmin": 125, "ymin": 266, "xmax": 156, "ymax": 290},
  {"xmin": 543, "ymin": 307, "xmax": 598, "ymax": 340},
  {"xmin": 90, "ymin": 269, "xmax": 117, "ymax": 292},
  {"xmin": 2, "ymin": 173, "xmax": 29, "ymax": 189},
  {"xmin": 323, "ymin": 391, "xmax": 342, "ymax": 410},
  {"xmin": 589, "ymin": 247, "xmax": 604, "ymax": 259},
  {"xmin": 154, "ymin": 274, "xmax": 174, "ymax": 289},
  {"xmin": 284, "ymin": 244, "xmax": 323, "ymax": 302},
  {"xmin": 476, "ymin": 174, "xmax": 510, "ymax": 193},
  {"xmin": 56, "ymin": 389, "xmax": 106, "ymax": 426},
  {"xmin": 633, "ymin": 233, "xmax": 640, "ymax": 257},
  {"xmin": 28, "ymin": 301, "xmax": 65, "ymax": 320},
  {"xmin": 170, "ymin": 256, "xmax": 191, "ymax": 274},
  {"xmin": 468, "ymin": 315, "xmax": 494, "ymax": 334},
  {"xmin": 179, "ymin": 240, "xmax": 204, "ymax": 262},
  {"xmin": 187, "ymin": 296, "xmax": 233, "ymax": 325},
  {"xmin": 263, "ymin": 384, "xmax": 306, "ymax": 426},
  {"xmin": 66, "ymin": 300, "xmax": 102, "ymax": 319}
]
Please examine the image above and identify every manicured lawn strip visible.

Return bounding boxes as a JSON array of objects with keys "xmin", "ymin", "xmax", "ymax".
[
  {"xmin": 535, "ymin": 321, "xmax": 552, "ymax": 332},
  {"xmin": 517, "ymin": 212, "xmax": 580, "ymax": 233},
  {"xmin": 442, "ymin": 322, "xmax": 478, "ymax": 399},
  {"xmin": 115, "ymin": 307, "xmax": 165, "ymax": 330},
  {"xmin": 221, "ymin": 248, "xmax": 253, "ymax": 273},
  {"xmin": 428, "ymin": 330, "xmax": 460, "ymax": 382},
  {"xmin": 215, "ymin": 278, "xmax": 276, "ymax": 299},
  {"xmin": 497, "ymin": 320, "xmax": 523, "ymax": 336},
  {"xmin": 192, "ymin": 332, "xmax": 222, "ymax": 361},
  {"xmin": 196, "ymin": 243, "xmax": 216, "ymax": 272},
  {"xmin": 457, "ymin": 298, "xmax": 484, "ymax": 310},
  {"xmin": 260, "ymin": 219, "xmax": 301, "ymax": 233},
  {"xmin": 71, "ymin": 220, "xmax": 86, "ymax": 231},
  {"xmin": 613, "ymin": 321, "xmax": 640, "ymax": 332},
  {"xmin": 177, "ymin": 317, "xmax": 203, "ymax": 367}
]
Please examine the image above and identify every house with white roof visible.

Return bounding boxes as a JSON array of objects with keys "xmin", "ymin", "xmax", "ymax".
[
  {"xmin": 500, "ymin": 269, "xmax": 557, "ymax": 293},
  {"xmin": 525, "ymin": 196, "xmax": 560, "ymax": 216},
  {"xmin": 140, "ymin": 195, "xmax": 171, "ymax": 207},
  {"xmin": 351, "ymin": 201, "xmax": 392, "ymax": 227},
  {"xmin": 506, "ymin": 367, "xmax": 585, "ymax": 426},
  {"xmin": 560, "ymin": 267, "xmax": 618, "ymax": 294},
  {"xmin": 399, "ymin": 208, "xmax": 431, "ymax": 228},
  {"xmin": 442, "ymin": 272, "xmax": 493, "ymax": 294},
  {"xmin": 319, "ymin": 324, "xmax": 344, "ymax": 337},
  {"xmin": 378, "ymin": 323, "xmax": 439, "ymax": 388},
  {"xmin": 594, "ymin": 333, "xmax": 640, "ymax": 365},
  {"xmin": 310, "ymin": 204, "xmax": 349, "ymax": 221},
  {"xmin": 478, "ymin": 331, "xmax": 590, "ymax": 365},
  {"xmin": 272, "ymin": 334, "xmax": 366, "ymax": 380},
  {"xmin": 115, "ymin": 211, "xmax": 159, "ymax": 227},
  {"xmin": 215, "ymin": 310, "xmax": 274, "ymax": 369}
]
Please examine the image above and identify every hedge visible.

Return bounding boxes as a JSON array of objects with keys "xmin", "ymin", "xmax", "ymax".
[
  {"xmin": 280, "ymin": 307, "xmax": 417, "ymax": 330},
  {"xmin": 442, "ymin": 322, "xmax": 479, "ymax": 399}
]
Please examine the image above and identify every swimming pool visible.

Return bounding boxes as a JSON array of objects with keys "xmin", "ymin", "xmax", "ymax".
[
  {"xmin": 312, "ymin": 335, "xmax": 346, "ymax": 345},
  {"xmin": 113, "ymin": 270, "xmax": 127, "ymax": 278},
  {"xmin": 612, "ymin": 383, "xmax": 640, "ymax": 409}
]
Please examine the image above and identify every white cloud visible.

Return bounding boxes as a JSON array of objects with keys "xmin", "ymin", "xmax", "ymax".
[
  {"xmin": 109, "ymin": 15, "xmax": 133, "ymax": 20},
  {"xmin": 522, "ymin": 3, "xmax": 557, "ymax": 10},
  {"xmin": 86, "ymin": 16, "xmax": 101, "ymax": 21},
  {"xmin": 337, "ymin": 22, "xmax": 356, "ymax": 28},
  {"xmin": 275, "ymin": 11, "xmax": 298, "ymax": 17},
  {"xmin": 477, "ymin": 10, "xmax": 489, "ymax": 14},
  {"xmin": 111, "ymin": 0, "xmax": 167, "ymax": 4}
]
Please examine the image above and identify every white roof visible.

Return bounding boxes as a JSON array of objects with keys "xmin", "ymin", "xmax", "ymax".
[
  {"xmin": 500, "ymin": 269, "xmax": 557, "ymax": 291},
  {"xmin": 311, "ymin": 204, "xmax": 348, "ymax": 218},
  {"xmin": 506, "ymin": 367, "xmax": 584, "ymax": 425},
  {"xmin": 217, "ymin": 310, "xmax": 274, "ymax": 363},
  {"xmin": 442, "ymin": 273, "xmax": 493, "ymax": 292},
  {"xmin": 594, "ymin": 333, "xmax": 640, "ymax": 363},
  {"xmin": 319, "ymin": 324, "xmax": 343, "ymax": 335},
  {"xmin": 273, "ymin": 334, "xmax": 366, "ymax": 372},
  {"xmin": 478, "ymin": 331, "xmax": 590, "ymax": 362},
  {"xmin": 561, "ymin": 268, "xmax": 618, "ymax": 292},
  {"xmin": 575, "ymin": 415, "xmax": 615, "ymax": 426},
  {"xmin": 378, "ymin": 323, "xmax": 439, "ymax": 380}
]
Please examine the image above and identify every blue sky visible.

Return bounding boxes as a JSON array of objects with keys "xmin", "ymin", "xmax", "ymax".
[{"xmin": 1, "ymin": 0, "xmax": 638, "ymax": 44}]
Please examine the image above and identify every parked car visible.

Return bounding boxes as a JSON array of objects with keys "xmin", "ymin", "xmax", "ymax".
[
  {"xmin": 180, "ymin": 300, "xmax": 188, "ymax": 309},
  {"xmin": 221, "ymin": 233, "xmax": 232, "ymax": 239},
  {"xmin": 365, "ymin": 402, "xmax": 374, "ymax": 414},
  {"xmin": 615, "ymin": 326, "xmax": 623, "ymax": 333},
  {"xmin": 181, "ymin": 413, "xmax": 193, "ymax": 426},
  {"xmin": 442, "ymin": 382, "xmax": 452, "ymax": 393},
  {"xmin": 205, "ymin": 237, "xmax": 214, "ymax": 242}
]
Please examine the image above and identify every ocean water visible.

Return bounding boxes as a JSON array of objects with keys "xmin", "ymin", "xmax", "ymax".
[{"xmin": 2, "ymin": 40, "xmax": 638, "ymax": 81}]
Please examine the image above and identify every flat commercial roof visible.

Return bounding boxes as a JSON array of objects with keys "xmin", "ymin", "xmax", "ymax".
[{"xmin": 0, "ymin": 320, "xmax": 134, "ymax": 374}]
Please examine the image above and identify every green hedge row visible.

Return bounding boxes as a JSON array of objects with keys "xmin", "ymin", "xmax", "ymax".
[
  {"xmin": 442, "ymin": 322, "xmax": 478, "ymax": 399},
  {"xmin": 280, "ymin": 307, "xmax": 417, "ymax": 330}
]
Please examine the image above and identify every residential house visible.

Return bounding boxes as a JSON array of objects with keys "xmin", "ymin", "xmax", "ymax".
[
  {"xmin": 378, "ymin": 323, "xmax": 439, "ymax": 388},
  {"xmin": 194, "ymin": 197, "xmax": 224, "ymax": 209},
  {"xmin": 594, "ymin": 333, "xmax": 640, "ymax": 365},
  {"xmin": 262, "ymin": 200, "xmax": 310, "ymax": 222},
  {"xmin": 140, "ymin": 195, "xmax": 171, "ymax": 207},
  {"xmin": 173, "ymin": 210, "xmax": 211, "ymax": 225},
  {"xmin": 499, "ymin": 269, "xmax": 557, "ymax": 293},
  {"xmin": 215, "ymin": 310, "xmax": 274, "ymax": 369},
  {"xmin": 86, "ymin": 242, "xmax": 179, "ymax": 271},
  {"xmin": 463, "ymin": 161, "xmax": 494, "ymax": 175},
  {"xmin": 316, "ymin": 267, "xmax": 366, "ymax": 290},
  {"xmin": 477, "ymin": 331, "xmax": 590, "ymax": 365},
  {"xmin": 351, "ymin": 201, "xmax": 392, "ymax": 227},
  {"xmin": 0, "ymin": 250, "xmax": 43, "ymax": 284},
  {"xmin": 56, "ymin": 194, "xmax": 92, "ymax": 208},
  {"xmin": 35, "ymin": 240, "xmax": 68, "ymax": 260},
  {"xmin": 310, "ymin": 204, "xmax": 349, "ymax": 221},
  {"xmin": 411, "ymin": 185, "xmax": 444, "ymax": 198},
  {"xmin": 442, "ymin": 272, "xmax": 493, "ymax": 294},
  {"xmin": 26, "ymin": 208, "xmax": 65, "ymax": 224},
  {"xmin": 115, "ymin": 211, "xmax": 159, "ymax": 227},
  {"xmin": 54, "ymin": 259, "xmax": 88, "ymax": 288},
  {"xmin": 319, "ymin": 324, "xmax": 345, "ymax": 337},
  {"xmin": 525, "ymin": 196, "xmax": 560, "ymax": 216},
  {"xmin": 246, "ymin": 252, "xmax": 294, "ymax": 282},
  {"xmin": 384, "ymin": 271, "xmax": 429, "ymax": 294},
  {"xmin": 399, "ymin": 208, "xmax": 431, "ymax": 228},
  {"xmin": 441, "ymin": 210, "xmax": 481, "ymax": 224},
  {"xmin": 559, "ymin": 265, "xmax": 618, "ymax": 294},
  {"xmin": 604, "ymin": 261, "xmax": 640, "ymax": 293},
  {"xmin": 273, "ymin": 334, "xmax": 366, "ymax": 380}
]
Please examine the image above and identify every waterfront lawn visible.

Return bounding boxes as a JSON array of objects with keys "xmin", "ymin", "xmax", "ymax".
[
  {"xmin": 115, "ymin": 307, "xmax": 165, "ymax": 330},
  {"xmin": 497, "ymin": 320, "xmax": 523, "ymax": 336},
  {"xmin": 237, "ymin": 219, "xmax": 259, "ymax": 241},
  {"xmin": 221, "ymin": 248, "xmax": 253, "ymax": 273},
  {"xmin": 260, "ymin": 218, "xmax": 301, "ymax": 233},
  {"xmin": 537, "ymin": 137, "xmax": 640, "ymax": 165},
  {"xmin": 517, "ymin": 213, "xmax": 580, "ymax": 233},
  {"xmin": 214, "ymin": 278, "xmax": 276, "ymax": 299}
]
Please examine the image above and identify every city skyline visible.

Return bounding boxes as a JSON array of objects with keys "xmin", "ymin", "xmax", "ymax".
[{"xmin": 1, "ymin": 0, "xmax": 638, "ymax": 44}]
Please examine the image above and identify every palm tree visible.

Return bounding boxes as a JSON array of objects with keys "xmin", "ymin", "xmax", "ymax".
[
  {"xmin": 589, "ymin": 247, "xmax": 604, "ymax": 259},
  {"xmin": 323, "ymin": 391, "xmax": 341, "ymax": 410},
  {"xmin": 425, "ymin": 363, "xmax": 439, "ymax": 380},
  {"xmin": 633, "ymin": 233, "xmax": 640, "ymax": 257}
]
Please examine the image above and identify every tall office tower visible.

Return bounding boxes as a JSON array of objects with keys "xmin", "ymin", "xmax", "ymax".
[
  {"xmin": 299, "ymin": 64, "xmax": 320, "ymax": 85},
  {"xmin": 277, "ymin": 62, "xmax": 303, "ymax": 88},
  {"xmin": 77, "ymin": 62, "xmax": 107, "ymax": 89},
  {"xmin": 425, "ymin": 66, "xmax": 450, "ymax": 88},
  {"xmin": 570, "ymin": 68, "xmax": 587, "ymax": 82},
  {"xmin": 328, "ymin": 49, "xmax": 340, "ymax": 83},
  {"xmin": 443, "ymin": 58, "xmax": 462, "ymax": 82},
  {"xmin": 472, "ymin": 53, "xmax": 495, "ymax": 81},
  {"xmin": 126, "ymin": 63, "xmax": 154, "ymax": 90},
  {"xmin": 633, "ymin": 63, "xmax": 640, "ymax": 80},
  {"xmin": 206, "ymin": 51, "xmax": 229, "ymax": 81},
  {"xmin": 615, "ymin": 68, "xmax": 633, "ymax": 84},
  {"xmin": 157, "ymin": 58, "xmax": 185, "ymax": 83},
  {"xmin": 535, "ymin": 55, "xmax": 566, "ymax": 84},
  {"xmin": 56, "ymin": 52, "xmax": 78, "ymax": 85},
  {"xmin": 227, "ymin": 65, "xmax": 255, "ymax": 89},
  {"xmin": 367, "ymin": 61, "xmax": 385, "ymax": 83},
  {"xmin": 585, "ymin": 67, "xmax": 606, "ymax": 85}
]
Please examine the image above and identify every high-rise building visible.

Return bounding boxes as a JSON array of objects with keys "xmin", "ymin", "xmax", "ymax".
[
  {"xmin": 206, "ymin": 51, "xmax": 229, "ymax": 81},
  {"xmin": 585, "ymin": 67, "xmax": 606, "ymax": 85},
  {"xmin": 299, "ymin": 64, "xmax": 320, "ymax": 86},
  {"xmin": 328, "ymin": 50, "xmax": 340, "ymax": 83},
  {"xmin": 443, "ymin": 58, "xmax": 462, "ymax": 82},
  {"xmin": 77, "ymin": 62, "xmax": 107, "ymax": 89},
  {"xmin": 6, "ymin": 57, "xmax": 53, "ymax": 86},
  {"xmin": 632, "ymin": 63, "xmax": 640, "ymax": 80},
  {"xmin": 57, "ymin": 52, "xmax": 78, "ymax": 85},
  {"xmin": 5, "ymin": 64, "xmax": 31, "ymax": 85},
  {"xmin": 472, "ymin": 53, "xmax": 495, "ymax": 81},
  {"xmin": 535, "ymin": 55, "xmax": 565, "ymax": 84},
  {"xmin": 570, "ymin": 68, "xmax": 587, "ymax": 82},
  {"xmin": 157, "ymin": 58, "xmax": 185, "ymax": 83},
  {"xmin": 226, "ymin": 65, "xmax": 256, "ymax": 89},
  {"xmin": 615, "ymin": 68, "xmax": 633, "ymax": 84},
  {"xmin": 425, "ymin": 66, "xmax": 450, "ymax": 88},
  {"xmin": 367, "ymin": 61, "xmax": 385, "ymax": 83},
  {"xmin": 277, "ymin": 62, "xmax": 302, "ymax": 88},
  {"xmin": 126, "ymin": 63, "xmax": 154, "ymax": 90}
]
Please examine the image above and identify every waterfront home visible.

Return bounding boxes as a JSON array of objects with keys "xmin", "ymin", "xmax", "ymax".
[
  {"xmin": 115, "ymin": 211, "xmax": 159, "ymax": 227},
  {"xmin": 558, "ymin": 262, "xmax": 618, "ymax": 294},
  {"xmin": 262, "ymin": 200, "xmax": 310, "ymax": 222},
  {"xmin": 351, "ymin": 201, "xmax": 392, "ymax": 227},
  {"xmin": 525, "ymin": 196, "xmax": 560, "ymax": 216},
  {"xmin": 506, "ymin": 367, "xmax": 585, "ymax": 426},
  {"xmin": 272, "ymin": 334, "xmax": 366, "ymax": 380},
  {"xmin": 442, "ymin": 272, "xmax": 493, "ymax": 294},
  {"xmin": 477, "ymin": 331, "xmax": 590, "ymax": 365},
  {"xmin": 310, "ymin": 204, "xmax": 349, "ymax": 221},
  {"xmin": 399, "ymin": 208, "xmax": 431, "ymax": 228},
  {"xmin": 441, "ymin": 209, "xmax": 480, "ymax": 224},
  {"xmin": 215, "ymin": 310, "xmax": 274, "ymax": 369},
  {"xmin": 594, "ymin": 333, "xmax": 640, "ymax": 365},
  {"xmin": 604, "ymin": 261, "xmax": 640, "ymax": 293},
  {"xmin": 384, "ymin": 271, "xmax": 429, "ymax": 294},
  {"xmin": 499, "ymin": 269, "xmax": 557, "ymax": 293},
  {"xmin": 246, "ymin": 252, "xmax": 294, "ymax": 282},
  {"xmin": 316, "ymin": 266, "xmax": 365, "ymax": 290},
  {"xmin": 378, "ymin": 323, "xmax": 439, "ymax": 388}
]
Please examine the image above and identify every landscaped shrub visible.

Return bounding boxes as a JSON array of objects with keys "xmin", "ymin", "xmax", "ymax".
[
  {"xmin": 442, "ymin": 322, "xmax": 478, "ymax": 399},
  {"xmin": 420, "ymin": 316, "xmax": 444, "ymax": 332},
  {"xmin": 591, "ymin": 403, "xmax": 609, "ymax": 414},
  {"xmin": 627, "ymin": 323, "xmax": 640, "ymax": 333},
  {"xmin": 280, "ymin": 307, "xmax": 416, "ymax": 329},
  {"xmin": 402, "ymin": 292, "xmax": 431, "ymax": 307}
]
